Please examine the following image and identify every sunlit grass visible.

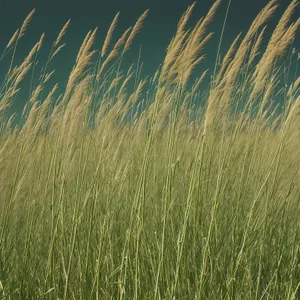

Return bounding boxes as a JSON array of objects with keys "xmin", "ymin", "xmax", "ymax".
[{"xmin": 0, "ymin": 0, "xmax": 300, "ymax": 299}]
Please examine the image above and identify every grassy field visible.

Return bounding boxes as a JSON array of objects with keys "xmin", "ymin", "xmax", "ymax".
[{"xmin": 0, "ymin": 0, "xmax": 300, "ymax": 299}]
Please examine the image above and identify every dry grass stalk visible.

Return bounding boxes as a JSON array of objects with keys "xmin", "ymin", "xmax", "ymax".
[
  {"xmin": 54, "ymin": 19, "xmax": 71, "ymax": 47},
  {"xmin": 101, "ymin": 12, "xmax": 120, "ymax": 57},
  {"xmin": 0, "ymin": 89, "xmax": 20, "ymax": 113},
  {"xmin": 36, "ymin": 84, "xmax": 58, "ymax": 132},
  {"xmin": 176, "ymin": 2, "xmax": 196, "ymax": 36},
  {"xmin": 247, "ymin": 0, "xmax": 279, "ymax": 39},
  {"xmin": 189, "ymin": 0, "xmax": 221, "ymax": 51},
  {"xmin": 165, "ymin": 2, "xmax": 196, "ymax": 56},
  {"xmin": 14, "ymin": 62, "xmax": 33, "ymax": 87},
  {"xmin": 288, "ymin": 76, "xmax": 300, "ymax": 98},
  {"xmin": 285, "ymin": 96, "xmax": 300, "ymax": 136},
  {"xmin": 151, "ymin": 68, "xmax": 160, "ymax": 85},
  {"xmin": 154, "ymin": 96, "xmax": 173, "ymax": 134},
  {"xmin": 123, "ymin": 9, "xmax": 149, "ymax": 53},
  {"xmin": 37, "ymin": 33, "xmax": 45, "ymax": 52},
  {"xmin": 63, "ymin": 28, "xmax": 97, "ymax": 103},
  {"xmin": 248, "ymin": 26, "xmax": 267, "ymax": 66},
  {"xmin": 191, "ymin": 69, "xmax": 208, "ymax": 94},
  {"xmin": 6, "ymin": 29, "xmax": 20, "ymax": 49},
  {"xmin": 160, "ymin": 30, "xmax": 191, "ymax": 83},
  {"xmin": 96, "ymin": 28, "xmax": 132, "ymax": 81},
  {"xmin": 76, "ymin": 30, "xmax": 92, "ymax": 63},
  {"xmin": 203, "ymin": 88, "xmax": 223, "ymax": 134},
  {"xmin": 20, "ymin": 102, "xmax": 39, "ymax": 135},
  {"xmin": 50, "ymin": 43, "xmax": 66, "ymax": 61},
  {"xmin": 221, "ymin": 40, "xmax": 251, "ymax": 100},
  {"xmin": 4, "ymin": 113, "xmax": 16, "ymax": 132},
  {"xmin": 114, "ymin": 27, "xmax": 132, "ymax": 52},
  {"xmin": 164, "ymin": 0, "xmax": 220, "ymax": 88},
  {"xmin": 179, "ymin": 32, "xmax": 212, "ymax": 87},
  {"xmin": 125, "ymin": 77, "xmax": 147, "ymax": 109},
  {"xmin": 117, "ymin": 71, "xmax": 135, "ymax": 99},
  {"xmin": 204, "ymin": 0, "xmax": 281, "ymax": 132},
  {"xmin": 102, "ymin": 74, "xmax": 123, "ymax": 100},
  {"xmin": 61, "ymin": 75, "xmax": 93, "ymax": 142},
  {"xmin": 259, "ymin": 75, "xmax": 278, "ymax": 115},
  {"xmin": 215, "ymin": 33, "xmax": 242, "ymax": 84},
  {"xmin": 250, "ymin": 0, "xmax": 299, "ymax": 101},
  {"xmin": 251, "ymin": 21, "xmax": 299, "ymax": 102},
  {"xmin": 19, "ymin": 9, "xmax": 36, "ymax": 38},
  {"xmin": 42, "ymin": 70, "xmax": 56, "ymax": 84},
  {"xmin": 78, "ymin": 27, "xmax": 98, "ymax": 63},
  {"xmin": 160, "ymin": 3, "xmax": 199, "ymax": 84},
  {"xmin": 15, "ymin": 42, "xmax": 40, "ymax": 75},
  {"xmin": 29, "ymin": 85, "xmax": 43, "ymax": 103}
]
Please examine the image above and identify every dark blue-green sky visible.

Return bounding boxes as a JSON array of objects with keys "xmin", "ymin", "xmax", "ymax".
[{"xmin": 0, "ymin": 0, "xmax": 299, "ymax": 118}]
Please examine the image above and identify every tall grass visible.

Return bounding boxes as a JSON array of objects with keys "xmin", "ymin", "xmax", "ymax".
[{"xmin": 0, "ymin": 0, "xmax": 300, "ymax": 299}]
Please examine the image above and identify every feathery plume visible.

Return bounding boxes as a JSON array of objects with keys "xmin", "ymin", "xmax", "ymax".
[
  {"xmin": 113, "ymin": 27, "xmax": 131, "ymax": 52},
  {"xmin": 19, "ymin": 9, "xmax": 35, "ymax": 38},
  {"xmin": 76, "ymin": 30, "xmax": 91, "ymax": 63},
  {"xmin": 215, "ymin": 33, "xmax": 242, "ymax": 84},
  {"xmin": 37, "ymin": 32, "xmax": 45, "ymax": 52},
  {"xmin": 15, "ymin": 62, "xmax": 32, "ymax": 86},
  {"xmin": 43, "ymin": 70, "xmax": 56, "ymax": 84},
  {"xmin": 248, "ymin": 26, "xmax": 267, "ymax": 66},
  {"xmin": 50, "ymin": 43, "xmax": 66, "ymax": 61},
  {"xmin": 123, "ymin": 9, "xmax": 149, "ymax": 53},
  {"xmin": 79, "ymin": 27, "xmax": 98, "ymax": 63},
  {"xmin": 54, "ymin": 19, "xmax": 71, "ymax": 47},
  {"xmin": 101, "ymin": 12, "xmax": 120, "ymax": 57},
  {"xmin": 6, "ymin": 29, "xmax": 20, "ymax": 48},
  {"xmin": 29, "ymin": 84, "xmax": 43, "ymax": 103}
]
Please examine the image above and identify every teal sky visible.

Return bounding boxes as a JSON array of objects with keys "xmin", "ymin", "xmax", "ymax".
[{"xmin": 0, "ymin": 0, "xmax": 299, "ymax": 120}]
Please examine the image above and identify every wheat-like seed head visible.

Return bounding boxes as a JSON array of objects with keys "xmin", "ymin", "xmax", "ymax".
[
  {"xmin": 189, "ymin": 0, "xmax": 221, "ymax": 51},
  {"xmin": 123, "ymin": 9, "xmax": 149, "ymax": 53},
  {"xmin": 0, "ymin": 89, "xmax": 20, "ymax": 113},
  {"xmin": 114, "ymin": 27, "xmax": 132, "ymax": 52},
  {"xmin": 289, "ymin": 76, "xmax": 300, "ymax": 97},
  {"xmin": 247, "ymin": 0, "xmax": 279, "ymax": 39},
  {"xmin": 54, "ymin": 19, "xmax": 71, "ymax": 47},
  {"xmin": 78, "ymin": 27, "xmax": 98, "ymax": 64},
  {"xmin": 29, "ymin": 85, "xmax": 43, "ymax": 103},
  {"xmin": 285, "ymin": 96, "xmax": 300, "ymax": 129},
  {"xmin": 19, "ymin": 9, "xmax": 36, "ymax": 38},
  {"xmin": 76, "ymin": 30, "xmax": 92, "ymax": 63},
  {"xmin": 22, "ymin": 43, "xmax": 39, "ymax": 67},
  {"xmin": 215, "ymin": 33, "xmax": 242, "ymax": 84},
  {"xmin": 101, "ymin": 12, "xmax": 120, "ymax": 57},
  {"xmin": 14, "ymin": 63, "xmax": 32, "ymax": 87},
  {"xmin": 37, "ymin": 33, "xmax": 45, "ymax": 52},
  {"xmin": 161, "ymin": 30, "xmax": 191, "ymax": 83},
  {"xmin": 177, "ymin": 2, "xmax": 196, "ymax": 33},
  {"xmin": 97, "ymin": 26, "xmax": 132, "ymax": 79},
  {"xmin": 37, "ymin": 84, "xmax": 58, "ymax": 124},
  {"xmin": 164, "ymin": 0, "xmax": 220, "ymax": 89},
  {"xmin": 6, "ymin": 29, "xmax": 20, "ymax": 49},
  {"xmin": 248, "ymin": 26, "xmax": 267, "ymax": 67},
  {"xmin": 191, "ymin": 69, "xmax": 208, "ymax": 95},
  {"xmin": 20, "ymin": 101, "xmax": 39, "ymax": 134},
  {"xmin": 42, "ymin": 70, "xmax": 56, "ymax": 84},
  {"xmin": 63, "ymin": 28, "xmax": 97, "ymax": 103},
  {"xmin": 117, "ymin": 71, "xmax": 134, "ymax": 99},
  {"xmin": 50, "ymin": 43, "xmax": 66, "ymax": 61},
  {"xmin": 250, "ymin": 0, "xmax": 299, "ymax": 101}
]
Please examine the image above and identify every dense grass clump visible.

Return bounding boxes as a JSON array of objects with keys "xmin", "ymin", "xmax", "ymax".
[{"xmin": 0, "ymin": 0, "xmax": 300, "ymax": 299}]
